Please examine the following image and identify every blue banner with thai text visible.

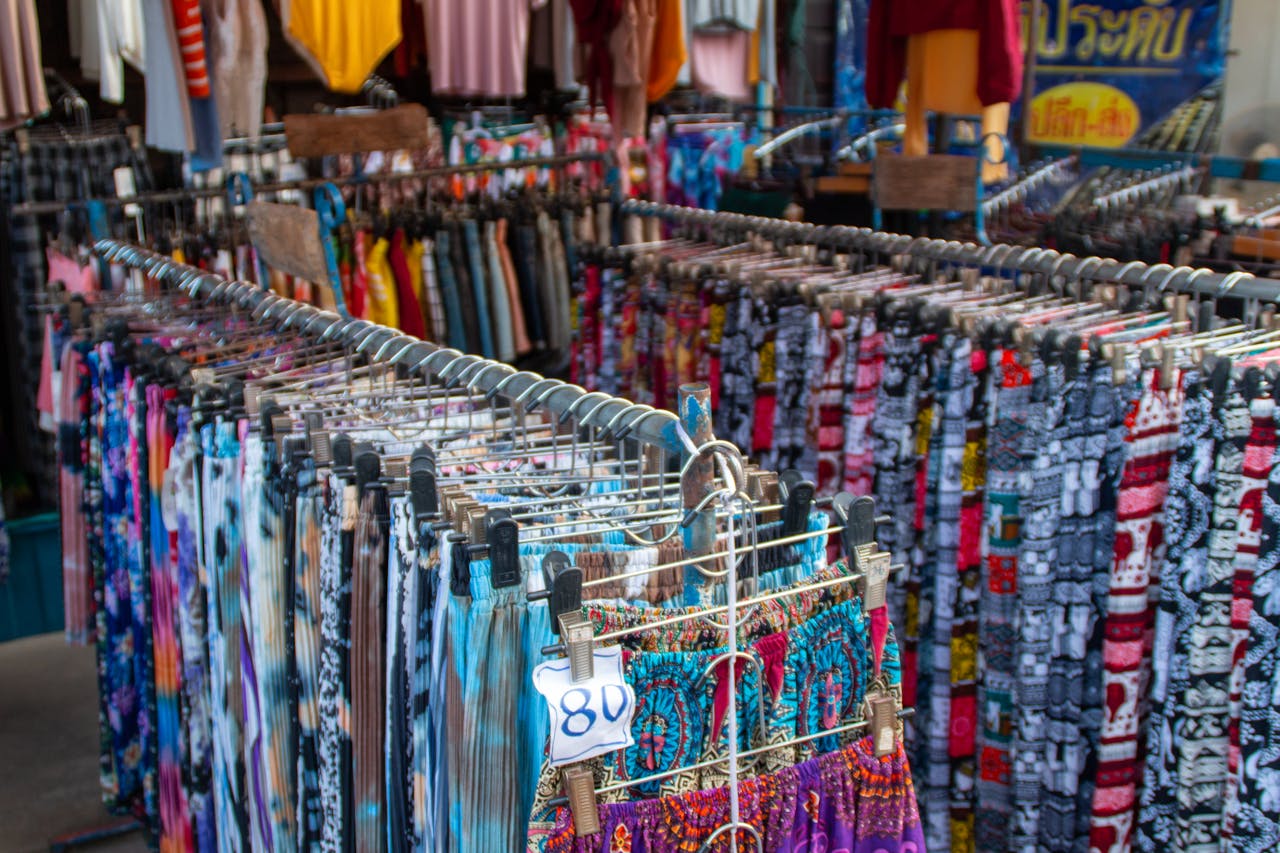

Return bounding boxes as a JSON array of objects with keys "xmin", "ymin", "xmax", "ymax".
[
  {"xmin": 833, "ymin": 0, "xmax": 1232, "ymax": 148},
  {"xmin": 1024, "ymin": 0, "xmax": 1231, "ymax": 147}
]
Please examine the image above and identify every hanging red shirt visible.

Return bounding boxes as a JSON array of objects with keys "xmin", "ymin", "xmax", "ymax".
[{"xmin": 865, "ymin": 0, "xmax": 1023, "ymax": 109}]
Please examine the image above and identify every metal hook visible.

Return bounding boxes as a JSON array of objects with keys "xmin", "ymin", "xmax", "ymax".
[
  {"xmin": 561, "ymin": 390, "xmax": 612, "ymax": 425},
  {"xmin": 355, "ymin": 326, "xmax": 395, "ymax": 355},
  {"xmin": 529, "ymin": 382, "xmax": 571, "ymax": 414},
  {"xmin": 1156, "ymin": 266, "xmax": 1183, "ymax": 294},
  {"xmin": 485, "ymin": 369, "xmax": 537, "ymax": 402},
  {"xmin": 320, "ymin": 317, "xmax": 355, "ymax": 342},
  {"xmin": 614, "ymin": 405, "xmax": 660, "ymax": 440},
  {"xmin": 373, "ymin": 334, "xmax": 413, "ymax": 363},
  {"xmin": 678, "ymin": 440, "xmax": 747, "ymax": 498},
  {"xmin": 387, "ymin": 340, "xmax": 432, "ymax": 366},
  {"xmin": 416, "ymin": 347, "xmax": 465, "ymax": 379},
  {"xmin": 455, "ymin": 358, "xmax": 493, "ymax": 390},
  {"xmin": 277, "ymin": 302, "xmax": 309, "ymax": 329},
  {"xmin": 514, "ymin": 377, "xmax": 561, "ymax": 408},
  {"xmin": 305, "ymin": 313, "xmax": 343, "ymax": 338},
  {"xmin": 572, "ymin": 393, "xmax": 618, "ymax": 430},
  {"xmin": 692, "ymin": 651, "xmax": 769, "ymax": 740},
  {"xmin": 1112, "ymin": 260, "xmax": 1146, "ymax": 289},
  {"xmin": 1217, "ymin": 270, "xmax": 1248, "ymax": 299},
  {"xmin": 1182, "ymin": 267, "xmax": 1214, "ymax": 298},
  {"xmin": 252, "ymin": 293, "xmax": 283, "ymax": 319},
  {"xmin": 1072, "ymin": 256, "xmax": 1105, "ymax": 302},
  {"xmin": 695, "ymin": 821, "xmax": 764, "ymax": 853},
  {"xmin": 469, "ymin": 362, "xmax": 516, "ymax": 394}
]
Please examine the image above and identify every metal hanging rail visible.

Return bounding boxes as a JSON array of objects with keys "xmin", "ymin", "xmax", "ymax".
[
  {"xmin": 10, "ymin": 152, "xmax": 607, "ymax": 218},
  {"xmin": 618, "ymin": 200, "xmax": 1280, "ymax": 304},
  {"xmin": 91, "ymin": 237, "xmax": 685, "ymax": 457},
  {"xmin": 1033, "ymin": 143, "xmax": 1280, "ymax": 183}
]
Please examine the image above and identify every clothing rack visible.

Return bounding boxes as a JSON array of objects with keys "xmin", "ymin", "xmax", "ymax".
[
  {"xmin": 1091, "ymin": 164, "xmax": 1202, "ymax": 213},
  {"xmin": 8, "ymin": 152, "xmax": 608, "ymax": 217},
  {"xmin": 981, "ymin": 155, "xmax": 1077, "ymax": 217},
  {"xmin": 617, "ymin": 200, "xmax": 1280, "ymax": 304},
  {"xmin": 92, "ymin": 237, "xmax": 683, "ymax": 458},
  {"xmin": 1035, "ymin": 143, "xmax": 1280, "ymax": 183},
  {"xmin": 89, "ymin": 236, "xmax": 917, "ymax": 849}
]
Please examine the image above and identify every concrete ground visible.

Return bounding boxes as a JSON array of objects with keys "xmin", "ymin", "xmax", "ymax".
[{"xmin": 0, "ymin": 633, "xmax": 146, "ymax": 853}]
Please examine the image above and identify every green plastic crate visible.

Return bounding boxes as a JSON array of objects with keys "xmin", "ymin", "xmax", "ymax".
[{"xmin": 0, "ymin": 513, "xmax": 64, "ymax": 642}]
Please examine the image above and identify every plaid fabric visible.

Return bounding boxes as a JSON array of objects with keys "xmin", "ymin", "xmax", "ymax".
[{"xmin": 2, "ymin": 134, "xmax": 153, "ymax": 504}]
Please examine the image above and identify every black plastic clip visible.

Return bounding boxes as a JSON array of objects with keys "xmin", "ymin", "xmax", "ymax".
[
  {"xmin": 833, "ymin": 492, "xmax": 877, "ymax": 554},
  {"xmin": 528, "ymin": 550, "xmax": 582, "ymax": 633},
  {"xmin": 486, "ymin": 508, "xmax": 521, "ymax": 588},
  {"xmin": 1197, "ymin": 299, "xmax": 1218, "ymax": 336},
  {"xmin": 778, "ymin": 469, "xmax": 815, "ymax": 537},
  {"xmin": 331, "ymin": 434, "xmax": 354, "ymax": 476},
  {"xmin": 409, "ymin": 446, "xmax": 438, "ymax": 520},
  {"xmin": 833, "ymin": 492, "xmax": 891, "ymax": 610},
  {"xmin": 353, "ymin": 443, "xmax": 380, "ymax": 495},
  {"xmin": 282, "ymin": 434, "xmax": 308, "ymax": 465}
]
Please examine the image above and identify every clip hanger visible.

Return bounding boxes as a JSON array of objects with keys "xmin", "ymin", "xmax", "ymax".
[
  {"xmin": 353, "ymin": 443, "xmax": 381, "ymax": 495},
  {"xmin": 777, "ymin": 469, "xmax": 815, "ymax": 537},
  {"xmin": 527, "ymin": 550, "xmax": 582, "ymax": 634},
  {"xmin": 485, "ymin": 508, "xmax": 521, "ymax": 588},
  {"xmin": 833, "ymin": 493, "xmax": 891, "ymax": 611},
  {"xmin": 409, "ymin": 446, "xmax": 439, "ymax": 519}
]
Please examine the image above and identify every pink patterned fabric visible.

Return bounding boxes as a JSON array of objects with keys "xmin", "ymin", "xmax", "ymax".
[{"xmin": 1090, "ymin": 367, "xmax": 1183, "ymax": 853}]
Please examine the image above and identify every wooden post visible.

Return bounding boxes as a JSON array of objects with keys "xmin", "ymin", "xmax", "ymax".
[{"xmin": 679, "ymin": 382, "xmax": 715, "ymax": 606}]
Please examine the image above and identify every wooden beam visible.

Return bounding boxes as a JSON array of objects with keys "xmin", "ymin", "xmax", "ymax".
[{"xmin": 283, "ymin": 103, "xmax": 432, "ymax": 158}]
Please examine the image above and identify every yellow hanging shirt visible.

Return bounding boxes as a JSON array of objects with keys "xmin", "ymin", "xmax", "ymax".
[{"xmin": 364, "ymin": 236, "xmax": 400, "ymax": 329}]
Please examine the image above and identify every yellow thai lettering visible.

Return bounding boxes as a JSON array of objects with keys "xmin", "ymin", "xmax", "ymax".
[{"xmin": 1022, "ymin": 0, "xmax": 1192, "ymax": 65}]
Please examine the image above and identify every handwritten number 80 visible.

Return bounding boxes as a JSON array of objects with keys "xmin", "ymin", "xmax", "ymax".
[{"xmin": 558, "ymin": 685, "xmax": 630, "ymax": 737}]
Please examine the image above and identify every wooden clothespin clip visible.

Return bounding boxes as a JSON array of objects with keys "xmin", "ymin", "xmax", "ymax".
[
  {"xmin": 266, "ymin": 408, "xmax": 293, "ymax": 460},
  {"xmin": 463, "ymin": 504, "xmax": 487, "ymax": 546}
]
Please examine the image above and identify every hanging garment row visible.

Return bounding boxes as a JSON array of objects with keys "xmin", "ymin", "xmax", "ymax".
[
  {"xmin": 19, "ymin": 150, "xmax": 609, "ymax": 513},
  {"xmin": 568, "ymin": 202, "xmax": 1280, "ymax": 853},
  {"xmin": 55, "ymin": 239, "xmax": 927, "ymax": 852},
  {"xmin": 1, "ymin": 122, "xmax": 155, "ymax": 506}
]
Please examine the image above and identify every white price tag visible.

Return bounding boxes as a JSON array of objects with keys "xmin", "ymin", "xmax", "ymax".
[
  {"xmin": 533, "ymin": 646, "xmax": 636, "ymax": 767},
  {"xmin": 113, "ymin": 167, "xmax": 141, "ymax": 218}
]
